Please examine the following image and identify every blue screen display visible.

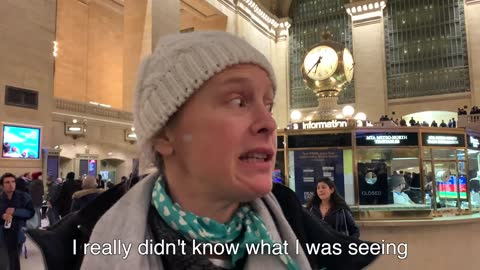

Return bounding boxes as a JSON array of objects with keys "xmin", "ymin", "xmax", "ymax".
[{"xmin": 2, "ymin": 125, "xmax": 41, "ymax": 159}]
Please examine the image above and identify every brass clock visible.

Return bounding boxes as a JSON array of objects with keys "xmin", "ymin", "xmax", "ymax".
[
  {"xmin": 303, "ymin": 45, "xmax": 339, "ymax": 81},
  {"xmin": 301, "ymin": 37, "xmax": 354, "ymax": 95}
]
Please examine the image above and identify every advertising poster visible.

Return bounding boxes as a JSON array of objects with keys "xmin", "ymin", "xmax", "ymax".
[
  {"xmin": 2, "ymin": 125, "xmax": 40, "ymax": 159},
  {"xmin": 293, "ymin": 150, "xmax": 344, "ymax": 204}
]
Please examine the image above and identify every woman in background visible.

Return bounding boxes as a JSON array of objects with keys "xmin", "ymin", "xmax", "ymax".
[
  {"xmin": 70, "ymin": 176, "xmax": 103, "ymax": 212},
  {"xmin": 306, "ymin": 177, "xmax": 360, "ymax": 238}
]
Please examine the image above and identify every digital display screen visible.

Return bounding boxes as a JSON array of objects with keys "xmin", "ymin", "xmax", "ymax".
[
  {"xmin": 2, "ymin": 124, "xmax": 41, "ymax": 159},
  {"xmin": 437, "ymin": 175, "xmax": 467, "ymax": 199},
  {"xmin": 88, "ymin": 160, "xmax": 97, "ymax": 176}
]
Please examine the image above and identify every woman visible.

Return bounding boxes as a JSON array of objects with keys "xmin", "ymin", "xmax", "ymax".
[
  {"xmin": 29, "ymin": 31, "xmax": 377, "ymax": 270},
  {"xmin": 307, "ymin": 177, "xmax": 360, "ymax": 238},
  {"xmin": 70, "ymin": 176, "xmax": 103, "ymax": 212}
]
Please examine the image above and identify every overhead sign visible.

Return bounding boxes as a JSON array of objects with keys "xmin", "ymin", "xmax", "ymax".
[
  {"xmin": 288, "ymin": 133, "xmax": 352, "ymax": 148},
  {"xmin": 356, "ymin": 133, "xmax": 418, "ymax": 146},
  {"xmin": 292, "ymin": 120, "xmax": 348, "ymax": 130},
  {"xmin": 468, "ymin": 135, "xmax": 480, "ymax": 149},
  {"xmin": 422, "ymin": 133, "xmax": 465, "ymax": 147}
]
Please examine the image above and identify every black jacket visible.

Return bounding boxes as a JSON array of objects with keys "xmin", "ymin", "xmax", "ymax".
[
  {"xmin": 57, "ymin": 179, "xmax": 82, "ymax": 217},
  {"xmin": 70, "ymin": 189, "xmax": 103, "ymax": 212},
  {"xmin": 27, "ymin": 182, "xmax": 378, "ymax": 270},
  {"xmin": 308, "ymin": 202, "xmax": 360, "ymax": 238}
]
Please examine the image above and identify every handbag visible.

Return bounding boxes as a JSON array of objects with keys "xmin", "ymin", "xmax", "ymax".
[{"xmin": 336, "ymin": 209, "xmax": 350, "ymax": 236}]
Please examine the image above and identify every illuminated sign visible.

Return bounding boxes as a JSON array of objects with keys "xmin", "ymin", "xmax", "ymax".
[
  {"xmin": 292, "ymin": 120, "xmax": 348, "ymax": 130},
  {"xmin": 422, "ymin": 133, "xmax": 465, "ymax": 147},
  {"xmin": 468, "ymin": 135, "xmax": 480, "ymax": 149},
  {"xmin": 356, "ymin": 133, "xmax": 418, "ymax": 146}
]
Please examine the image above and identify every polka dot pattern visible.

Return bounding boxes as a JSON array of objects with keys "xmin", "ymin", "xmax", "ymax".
[{"xmin": 151, "ymin": 177, "xmax": 299, "ymax": 270}]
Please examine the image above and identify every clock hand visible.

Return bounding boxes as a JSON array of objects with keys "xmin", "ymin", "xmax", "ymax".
[
  {"xmin": 308, "ymin": 62, "xmax": 318, "ymax": 74},
  {"xmin": 314, "ymin": 56, "xmax": 324, "ymax": 73},
  {"xmin": 307, "ymin": 55, "xmax": 323, "ymax": 75}
]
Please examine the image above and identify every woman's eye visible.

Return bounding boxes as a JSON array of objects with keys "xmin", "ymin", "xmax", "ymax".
[
  {"xmin": 230, "ymin": 98, "xmax": 246, "ymax": 108},
  {"xmin": 266, "ymin": 103, "xmax": 274, "ymax": 112}
]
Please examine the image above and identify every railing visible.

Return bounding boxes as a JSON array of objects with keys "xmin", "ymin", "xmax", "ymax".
[
  {"xmin": 457, "ymin": 114, "xmax": 480, "ymax": 128},
  {"xmin": 54, "ymin": 98, "xmax": 133, "ymax": 122}
]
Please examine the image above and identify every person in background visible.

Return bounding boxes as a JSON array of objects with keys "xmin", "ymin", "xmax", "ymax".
[
  {"xmin": 0, "ymin": 173, "xmax": 34, "ymax": 270},
  {"xmin": 440, "ymin": 120, "xmax": 447, "ymax": 127},
  {"xmin": 409, "ymin": 117, "xmax": 416, "ymax": 126},
  {"xmin": 70, "ymin": 176, "xmax": 103, "ymax": 212},
  {"xmin": 120, "ymin": 176, "xmax": 128, "ymax": 183},
  {"xmin": 28, "ymin": 172, "xmax": 44, "ymax": 229},
  {"xmin": 15, "ymin": 173, "xmax": 30, "ymax": 193},
  {"xmin": 57, "ymin": 172, "xmax": 81, "ymax": 218},
  {"xmin": 451, "ymin": 118, "xmax": 457, "ymax": 128},
  {"xmin": 46, "ymin": 176, "xmax": 62, "ymax": 226},
  {"xmin": 306, "ymin": 177, "xmax": 360, "ymax": 238},
  {"xmin": 96, "ymin": 174, "xmax": 105, "ymax": 189},
  {"xmin": 390, "ymin": 174, "xmax": 415, "ymax": 204},
  {"xmin": 106, "ymin": 180, "xmax": 115, "ymax": 189}
]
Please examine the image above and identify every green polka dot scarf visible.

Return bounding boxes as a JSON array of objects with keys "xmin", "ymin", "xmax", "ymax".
[{"xmin": 151, "ymin": 178, "xmax": 299, "ymax": 270}]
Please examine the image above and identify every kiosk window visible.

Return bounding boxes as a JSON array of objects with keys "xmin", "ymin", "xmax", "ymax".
[
  {"xmin": 432, "ymin": 149, "xmax": 456, "ymax": 160},
  {"xmin": 467, "ymin": 149, "xmax": 480, "ymax": 209},
  {"xmin": 357, "ymin": 148, "xmax": 421, "ymax": 206}
]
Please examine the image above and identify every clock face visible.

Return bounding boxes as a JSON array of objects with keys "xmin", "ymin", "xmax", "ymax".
[
  {"xmin": 303, "ymin": 45, "xmax": 339, "ymax": 81},
  {"xmin": 343, "ymin": 48, "xmax": 354, "ymax": 82}
]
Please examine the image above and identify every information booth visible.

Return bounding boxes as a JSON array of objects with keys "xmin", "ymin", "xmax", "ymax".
[
  {"xmin": 283, "ymin": 123, "xmax": 354, "ymax": 206},
  {"xmin": 281, "ymin": 125, "xmax": 479, "ymax": 220}
]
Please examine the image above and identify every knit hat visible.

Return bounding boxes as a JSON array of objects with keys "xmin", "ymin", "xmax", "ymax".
[
  {"xmin": 32, "ymin": 171, "xmax": 42, "ymax": 180},
  {"xmin": 133, "ymin": 31, "xmax": 276, "ymax": 163}
]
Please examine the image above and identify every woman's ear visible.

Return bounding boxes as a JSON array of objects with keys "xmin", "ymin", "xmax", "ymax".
[{"xmin": 153, "ymin": 130, "xmax": 174, "ymax": 156}]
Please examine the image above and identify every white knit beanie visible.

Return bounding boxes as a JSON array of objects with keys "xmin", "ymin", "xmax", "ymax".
[{"xmin": 133, "ymin": 31, "xmax": 276, "ymax": 163}]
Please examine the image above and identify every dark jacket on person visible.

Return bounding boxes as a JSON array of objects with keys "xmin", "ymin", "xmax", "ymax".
[
  {"xmin": 308, "ymin": 201, "xmax": 360, "ymax": 238},
  {"xmin": 27, "ymin": 181, "xmax": 378, "ymax": 270},
  {"xmin": 15, "ymin": 177, "xmax": 29, "ymax": 193},
  {"xmin": 29, "ymin": 179, "xmax": 44, "ymax": 208},
  {"xmin": 46, "ymin": 181, "xmax": 61, "ymax": 207},
  {"xmin": 57, "ymin": 179, "xmax": 82, "ymax": 217},
  {"xmin": 70, "ymin": 189, "xmax": 103, "ymax": 212},
  {"xmin": 0, "ymin": 191, "xmax": 35, "ymax": 245}
]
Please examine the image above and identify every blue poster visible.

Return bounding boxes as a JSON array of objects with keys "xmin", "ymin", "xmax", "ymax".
[{"xmin": 293, "ymin": 150, "xmax": 345, "ymax": 204}]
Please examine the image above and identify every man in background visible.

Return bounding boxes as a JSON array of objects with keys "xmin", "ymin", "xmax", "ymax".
[{"xmin": 0, "ymin": 173, "xmax": 34, "ymax": 270}]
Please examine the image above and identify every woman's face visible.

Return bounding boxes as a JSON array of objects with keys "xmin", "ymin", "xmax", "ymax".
[
  {"xmin": 156, "ymin": 64, "xmax": 277, "ymax": 202},
  {"xmin": 317, "ymin": 182, "xmax": 334, "ymax": 201}
]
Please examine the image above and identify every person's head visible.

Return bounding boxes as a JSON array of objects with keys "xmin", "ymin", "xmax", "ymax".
[
  {"xmin": 82, "ymin": 175, "xmax": 97, "ymax": 189},
  {"xmin": 3, "ymin": 142, "xmax": 11, "ymax": 153},
  {"xmin": 306, "ymin": 177, "xmax": 348, "ymax": 210},
  {"xmin": 121, "ymin": 176, "xmax": 128, "ymax": 182},
  {"xmin": 0, "ymin": 172, "xmax": 16, "ymax": 194},
  {"xmin": 97, "ymin": 174, "xmax": 102, "ymax": 181},
  {"xmin": 390, "ymin": 174, "xmax": 406, "ymax": 192},
  {"xmin": 134, "ymin": 31, "xmax": 277, "ymax": 203},
  {"xmin": 66, "ymin": 171, "xmax": 75, "ymax": 181},
  {"xmin": 32, "ymin": 171, "xmax": 42, "ymax": 180}
]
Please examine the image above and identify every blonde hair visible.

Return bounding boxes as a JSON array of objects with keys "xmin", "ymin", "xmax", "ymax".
[{"xmin": 82, "ymin": 175, "xmax": 97, "ymax": 189}]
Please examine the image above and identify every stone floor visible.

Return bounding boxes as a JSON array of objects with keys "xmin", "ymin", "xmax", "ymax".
[{"xmin": 20, "ymin": 237, "xmax": 45, "ymax": 270}]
